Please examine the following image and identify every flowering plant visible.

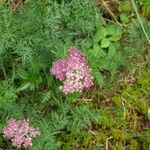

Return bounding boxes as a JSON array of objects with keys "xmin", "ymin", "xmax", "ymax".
[
  {"xmin": 3, "ymin": 119, "xmax": 40, "ymax": 148},
  {"xmin": 51, "ymin": 47, "xmax": 93, "ymax": 94}
]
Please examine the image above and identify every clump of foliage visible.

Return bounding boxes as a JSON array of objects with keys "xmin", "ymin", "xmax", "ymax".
[
  {"xmin": 0, "ymin": 0, "xmax": 99, "ymax": 104},
  {"xmin": 140, "ymin": 0, "xmax": 150, "ymax": 20},
  {"xmin": 82, "ymin": 21, "xmax": 126, "ymax": 86}
]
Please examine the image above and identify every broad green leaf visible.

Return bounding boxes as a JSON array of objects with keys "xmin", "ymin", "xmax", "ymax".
[
  {"xmin": 101, "ymin": 38, "xmax": 110, "ymax": 48},
  {"xmin": 106, "ymin": 24, "xmax": 122, "ymax": 37},
  {"xmin": 93, "ymin": 27, "xmax": 107, "ymax": 43},
  {"xmin": 109, "ymin": 35, "xmax": 122, "ymax": 41},
  {"xmin": 108, "ymin": 44, "xmax": 116, "ymax": 58}
]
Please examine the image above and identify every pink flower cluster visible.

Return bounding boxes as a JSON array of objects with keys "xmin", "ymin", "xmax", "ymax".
[
  {"xmin": 3, "ymin": 119, "xmax": 40, "ymax": 149},
  {"xmin": 51, "ymin": 47, "xmax": 93, "ymax": 94}
]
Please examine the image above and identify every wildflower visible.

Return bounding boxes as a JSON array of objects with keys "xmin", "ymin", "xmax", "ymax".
[
  {"xmin": 3, "ymin": 119, "xmax": 40, "ymax": 148},
  {"xmin": 50, "ymin": 59, "xmax": 67, "ymax": 80},
  {"xmin": 51, "ymin": 47, "xmax": 93, "ymax": 94},
  {"xmin": 67, "ymin": 47, "xmax": 87, "ymax": 64}
]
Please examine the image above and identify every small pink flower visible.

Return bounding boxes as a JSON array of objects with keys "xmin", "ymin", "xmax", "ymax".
[
  {"xmin": 12, "ymin": 134, "xmax": 23, "ymax": 148},
  {"xmin": 51, "ymin": 47, "xmax": 93, "ymax": 94},
  {"xmin": 68, "ymin": 47, "xmax": 87, "ymax": 64},
  {"xmin": 3, "ymin": 119, "xmax": 40, "ymax": 149},
  {"xmin": 50, "ymin": 59, "xmax": 67, "ymax": 80},
  {"xmin": 23, "ymin": 136, "xmax": 32, "ymax": 148}
]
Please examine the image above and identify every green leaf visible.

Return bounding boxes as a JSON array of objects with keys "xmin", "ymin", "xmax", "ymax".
[
  {"xmin": 93, "ymin": 71, "xmax": 104, "ymax": 86},
  {"xmin": 81, "ymin": 40, "xmax": 92, "ymax": 49},
  {"xmin": 109, "ymin": 35, "xmax": 122, "ymax": 41},
  {"xmin": 93, "ymin": 43, "xmax": 100, "ymax": 54},
  {"xmin": 101, "ymin": 38, "xmax": 111, "ymax": 48},
  {"xmin": 42, "ymin": 91, "xmax": 52, "ymax": 103},
  {"xmin": 106, "ymin": 24, "xmax": 122, "ymax": 37},
  {"xmin": 108, "ymin": 44, "xmax": 116, "ymax": 58},
  {"xmin": 17, "ymin": 83, "xmax": 31, "ymax": 92},
  {"xmin": 93, "ymin": 27, "xmax": 107, "ymax": 43}
]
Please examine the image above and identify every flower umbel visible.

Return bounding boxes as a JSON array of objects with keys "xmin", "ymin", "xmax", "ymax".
[
  {"xmin": 3, "ymin": 119, "xmax": 40, "ymax": 148},
  {"xmin": 51, "ymin": 47, "xmax": 93, "ymax": 94}
]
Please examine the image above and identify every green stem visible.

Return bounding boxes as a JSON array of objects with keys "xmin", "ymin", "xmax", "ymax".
[
  {"xmin": 130, "ymin": 0, "xmax": 150, "ymax": 44},
  {"xmin": 1, "ymin": 62, "xmax": 7, "ymax": 79}
]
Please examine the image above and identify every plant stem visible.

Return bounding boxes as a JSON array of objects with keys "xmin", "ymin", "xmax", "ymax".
[
  {"xmin": 1, "ymin": 62, "xmax": 7, "ymax": 79},
  {"xmin": 130, "ymin": 0, "xmax": 150, "ymax": 44}
]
